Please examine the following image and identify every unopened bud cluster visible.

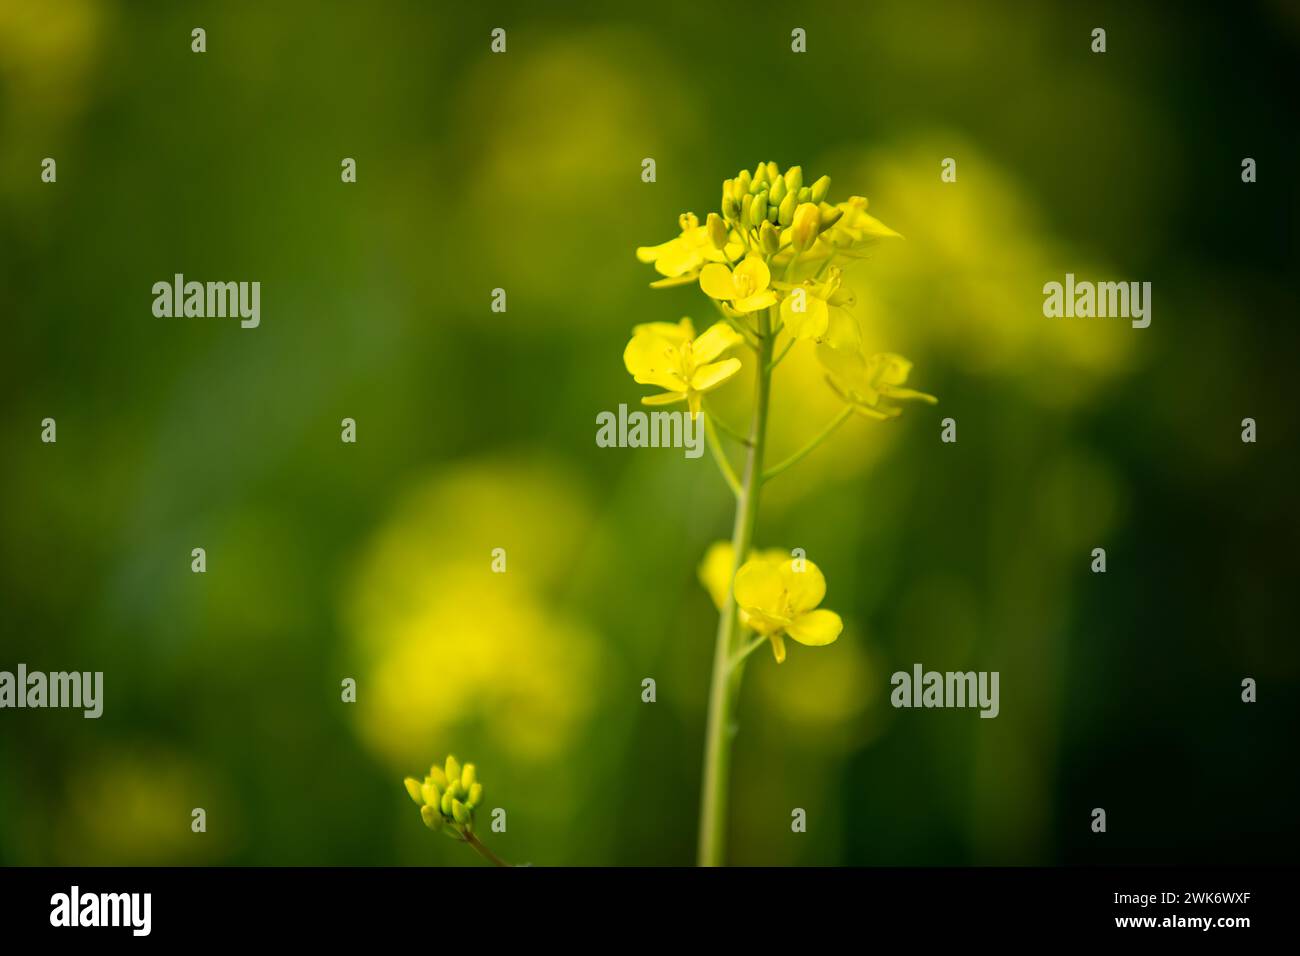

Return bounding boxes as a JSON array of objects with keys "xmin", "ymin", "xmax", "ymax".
[{"xmin": 404, "ymin": 755, "xmax": 484, "ymax": 837}]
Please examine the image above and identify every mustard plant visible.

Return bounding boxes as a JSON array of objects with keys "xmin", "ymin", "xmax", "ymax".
[
  {"xmin": 404, "ymin": 756, "xmax": 510, "ymax": 866},
  {"xmin": 630, "ymin": 162, "xmax": 936, "ymax": 866}
]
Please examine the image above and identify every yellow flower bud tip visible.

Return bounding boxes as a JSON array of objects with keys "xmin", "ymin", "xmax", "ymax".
[
  {"xmin": 451, "ymin": 799, "xmax": 471, "ymax": 825},
  {"xmin": 766, "ymin": 161, "xmax": 779, "ymax": 182},
  {"xmin": 778, "ymin": 192, "xmax": 797, "ymax": 227},
  {"xmin": 783, "ymin": 165, "xmax": 803, "ymax": 192},
  {"xmin": 740, "ymin": 193, "xmax": 753, "ymax": 224},
  {"xmin": 441, "ymin": 790, "xmax": 455, "ymax": 816},
  {"xmin": 791, "ymin": 203, "xmax": 821, "ymax": 251},
  {"xmin": 736, "ymin": 169, "xmax": 752, "ymax": 195},
  {"xmin": 427, "ymin": 766, "xmax": 448, "ymax": 790},
  {"xmin": 818, "ymin": 202, "xmax": 844, "ymax": 231},
  {"xmin": 444, "ymin": 755, "xmax": 461, "ymax": 784},
  {"xmin": 707, "ymin": 213, "xmax": 728, "ymax": 250},
  {"xmin": 404, "ymin": 777, "xmax": 423, "ymax": 805},
  {"xmin": 752, "ymin": 163, "xmax": 767, "ymax": 185},
  {"xmin": 467, "ymin": 782, "xmax": 484, "ymax": 808},
  {"xmin": 810, "ymin": 174, "xmax": 831, "ymax": 204},
  {"xmin": 766, "ymin": 203, "xmax": 778, "ymax": 224},
  {"xmin": 769, "ymin": 176, "xmax": 787, "ymax": 204},
  {"xmin": 421, "ymin": 804, "xmax": 442, "ymax": 830},
  {"xmin": 759, "ymin": 220, "xmax": 780, "ymax": 255},
  {"xmin": 798, "ymin": 187, "xmax": 811, "ymax": 203},
  {"xmin": 421, "ymin": 781, "xmax": 441, "ymax": 808},
  {"xmin": 750, "ymin": 193, "xmax": 768, "ymax": 227},
  {"xmin": 460, "ymin": 763, "xmax": 476, "ymax": 790}
]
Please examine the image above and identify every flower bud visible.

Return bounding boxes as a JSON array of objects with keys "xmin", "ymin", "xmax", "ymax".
[
  {"xmin": 752, "ymin": 162, "xmax": 768, "ymax": 186},
  {"xmin": 767, "ymin": 203, "xmax": 778, "ymax": 223},
  {"xmin": 707, "ymin": 212, "xmax": 728, "ymax": 250},
  {"xmin": 404, "ymin": 777, "xmax": 424, "ymax": 805},
  {"xmin": 451, "ymin": 799, "xmax": 471, "ymax": 825},
  {"xmin": 783, "ymin": 165, "xmax": 803, "ymax": 193},
  {"xmin": 721, "ymin": 182, "xmax": 742, "ymax": 222},
  {"xmin": 467, "ymin": 782, "xmax": 484, "ymax": 808},
  {"xmin": 810, "ymin": 174, "xmax": 831, "ymax": 204},
  {"xmin": 441, "ymin": 789, "xmax": 455, "ymax": 816},
  {"xmin": 778, "ymin": 191, "xmax": 798, "ymax": 227},
  {"xmin": 818, "ymin": 202, "xmax": 844, "ymax": 231},
  {"xmin": 759, "ymin": 220, "xmax": 781, "ymax": 255},
  {"xmin": 421, "ymin": 804, "xmax": 443, "ymax": 830},
  {"xmin": 791, "ymin": 202, "xmax": 821, "ymax": 252},
  {"xmin": 461, "ymin": 763, "xmax": 477, "ymax": 790},
  {"xmin": 736, "ymin": 169, "xmax": 752, "ymax": 196},
  {"xmin": 741, "ymin": 193, "xmax": 753, "ymax": 226},
  {"xmin": 766, "ymin": 161, "xmax": 780, "ymax": 182},
  {"xmin": 427, "ymin": 766, "xmax": 448, "ymax": 789},
  {"xmin": 769, "ymin": 176, "xmax": 787, "ymax": 204},
  {"xmin": 750, "ymin": 191, "xmax": 768, "ymax": 227},
  {"xmin": 421, "ymin": 780, "xmax": 442, "ymax": 808},
  {"xmin": 445, "ymin": 755, "xmax": 461, "ymax": 785},
  {"xmin": 798, "ymin": 187, "xmax": 811, "ymax": 203}
]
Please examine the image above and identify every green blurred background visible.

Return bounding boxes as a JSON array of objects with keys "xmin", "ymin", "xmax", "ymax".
[{"xmin": 1, "ymin": 0, "xmax": 1297, "ymax": 866}]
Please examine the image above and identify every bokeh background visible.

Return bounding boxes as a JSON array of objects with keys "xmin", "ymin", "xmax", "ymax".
[{"xmin": 1, "ymin": 0, "xmax": 1297, "ymax": 866}]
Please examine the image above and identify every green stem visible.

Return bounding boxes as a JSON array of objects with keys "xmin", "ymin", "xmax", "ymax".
[
  {"xmin": 697, "ymin": 307, "xmax": 774, "ymax": 867},
  {"xmin": 704, "ymin": 415, "xmax": 742, "ymax": 498},
  {"xmin": 462, "ymin": 830, "xmax": 511, "ymax": 867},
  {"xmin": 761, "ymin": 406, "xmax": 853, "ymax": 484},
  {"xmin": 766, "ymin": 337, "xmax": 795, "ymax": 373},
  {"xmin": 729, "ymin": 634, "xmax": 769, "ymax": 669},
  {"xmin": 704, "ymin": 401, "xmax": 751, "ymax": 446}
]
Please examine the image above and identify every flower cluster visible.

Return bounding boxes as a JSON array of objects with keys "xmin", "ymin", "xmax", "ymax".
[
  {"xmin": 628, "ymin": 161, "xmax": 935, "ymax": 419},
  {"xmin": 404, "ymin": 755, "xmax": 484, "ymax": 837}
]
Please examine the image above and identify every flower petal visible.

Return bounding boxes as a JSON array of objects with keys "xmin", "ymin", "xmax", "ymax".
[
  {"xmin": 780, "ymin": 559, "xmax": 826, "ymax": 614},
  {"xmin": 731, "ymin": 290, "xmax": 778, "ymax": 313},
  {"xmin": 692, "ymin": 322, "xmax": 743, "ymax": 364},
  {"xmin": 641, "ymin": 391, "xmax": 687, "ymax": 405},
  {"xmin": 785, "ymin": 609, "xmax": 843, "ymax": 647},
  {"xmin": 780, "ymin": 292, "xmax": 829, "ymax": 340},
  {"xmin": 698, "ymin": 541, "xmax": 736, "ymax": 610},
  {"xmin": 690, "ymin": 357, "xmax": 742, "ymax": 392},
  {"xmin": 699, "ymin": 263, "xmax": 738, "ymax": 301},
  {"xmin": 734, "ymin": 558, "xmax": 783, "ymax": 613},
  {"xmin": 733, "ymin": 255, "xmax": 771, "ymax": 292}
]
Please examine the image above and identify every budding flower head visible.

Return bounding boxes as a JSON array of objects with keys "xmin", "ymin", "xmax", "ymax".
[
  {"xmin": 791, "ymin": 202, "xmax": 821, "ymax": 252},
  {"xmin": 404, "ymin": 755, "xmax": 486, "ymax": 837}
]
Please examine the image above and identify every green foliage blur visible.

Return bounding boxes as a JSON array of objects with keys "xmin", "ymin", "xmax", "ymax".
[{"xmin": 1, "ymin": 0, "xmax": 1297, "ymax": 866}]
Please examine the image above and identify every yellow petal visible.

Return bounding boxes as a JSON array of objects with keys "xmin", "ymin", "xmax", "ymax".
[
  {"xmin": 780, "ymin": 293, "xmax": 829, "ymax": 340},
  {"xmin": 692, "ymin": 322, "xmax": 742, "ymax": 364},
  {"xmin": 823, "ymin": 307, "xmax": 861, "ymax": 351},
  {"xmin": 785, "ymin": 609, "xmax": 843, "ymax": 647},
  {"xmin": 868, "ymin": 352, "xmax": 913, "ymax": 386},
  {"xmin": 690, "ymin": 357, "xmax": 742, "ymax": 392},
  {"xmin": 780, "ymin": 559, "xmax": 826, "ymax": 614},
  {"xmin": 731, "ymin": 290, "xmax": 778, "ymax": 313},
  {"xmin": 636, "ymin": 241, "xmax": 672, "ymax": 263},
  {"xmin": 734, "ymin": 558, "xmax": 783, "ymax": 612},
  {"xmin": 655, "ymin": 242, "xmax": 701, "ymax": 278},
  {"xmin": 631, "ymin": 319, "xmax": 693, "ymax": 342},
  {"xmin": 641, "ymin": 391, "xmax": 687, "ymax": 406},
  {"xmin": 699, "ymin": 263, "xmax": 738, "ymax": 301},
  {"xmin": 768, "ymin": 633, "xmax": 787, "ymax": 663},
  {"xmin": 733, "ymin": 255, "xmax": 771, "ymax": 292},
  {"xmin": 650, "ymin": 273, "xmax": 701, "ymax": 289},
  {"xmin": 698, "ymin": 541, "xmax": 736, "ymax": 610}
]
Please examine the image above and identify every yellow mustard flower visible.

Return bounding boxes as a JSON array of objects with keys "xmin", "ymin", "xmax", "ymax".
[
  {"xmin": 811, "ymin": 196, "xmax": 903, "ymax": 259},
  {"xmin": 637, "ymin": 212, "xmax": 741, "ymax": 286},
  {"xmin": 698, "ymin": 541, "xmax": 788, "ymax": 611},
  {"xmin": 817, "ymin": 347, "xmax": 937, "ymax": 420},
  {"xmin": 778, "ymin": 265, "xmax": 861, "ymax": 352},
  {"xmin": 734, "ymin": 556, "xmax": 844, "ymax": 663},
  {"xmin": 698, "ymin": 255, "xmax": 779, "ymax": 314},
  {"xmin": 623, "ymin": 317, "xmax": 743, "ymax": 417}
]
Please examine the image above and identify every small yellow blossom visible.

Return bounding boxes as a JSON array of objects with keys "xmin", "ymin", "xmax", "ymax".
[
  {"xmin": 811, "ymin": 196, "xmax": 903, "ymax": 259},
  {"xmin": 698, "ymin": 255, "xmax": 779, "ymax": 314},
  {"xmin": 698, "ymin": 541, "xmax": 788, "ymax": 610},
  {"xmin": 778, "ymin": 266, "xmax": 861, "ymax": 352},
  {"xmin": 733, "ymin": 556, "xmax": 844, "ymax": 663},
  {"xmin": 623, "ymin": 317, "xmax": 743, "ymax": 417},
  {"xmin": 637, "ymin": 212, "xmax": 741, "ymax": 286},
  {"xmin": 818, "ymin": 347, "xmax": 937, "ymax": 419}
]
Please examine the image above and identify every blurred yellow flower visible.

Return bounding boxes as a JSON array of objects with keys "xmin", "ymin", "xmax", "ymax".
[
  {"xmin": 778, "ymin": 266, "xmax": 861, "ymax": 351},
  {"xmin": 698, "ymin": 541, "xmax": 788, "ymax": 610},
  {"xmin": 818, "ymin": 347, "xmax": 937, "ymax": 420},
  {"xmin": 734, "ymin": 556, "xmax": 844, "ymax": 663},
  {"xmin": 812, "ymin": 196, "xmax": 903, "ymax": 259},
  {"xmin": 623, "ymin": 317, "xmax": 743, "ymax": 416},
  {"xmin": 636, "ymin": 212, "xmax": 739, "ymax": 286},
  {"xmin": 699, "ymin": 255, "xmax": 778, "ymax": 314}
]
